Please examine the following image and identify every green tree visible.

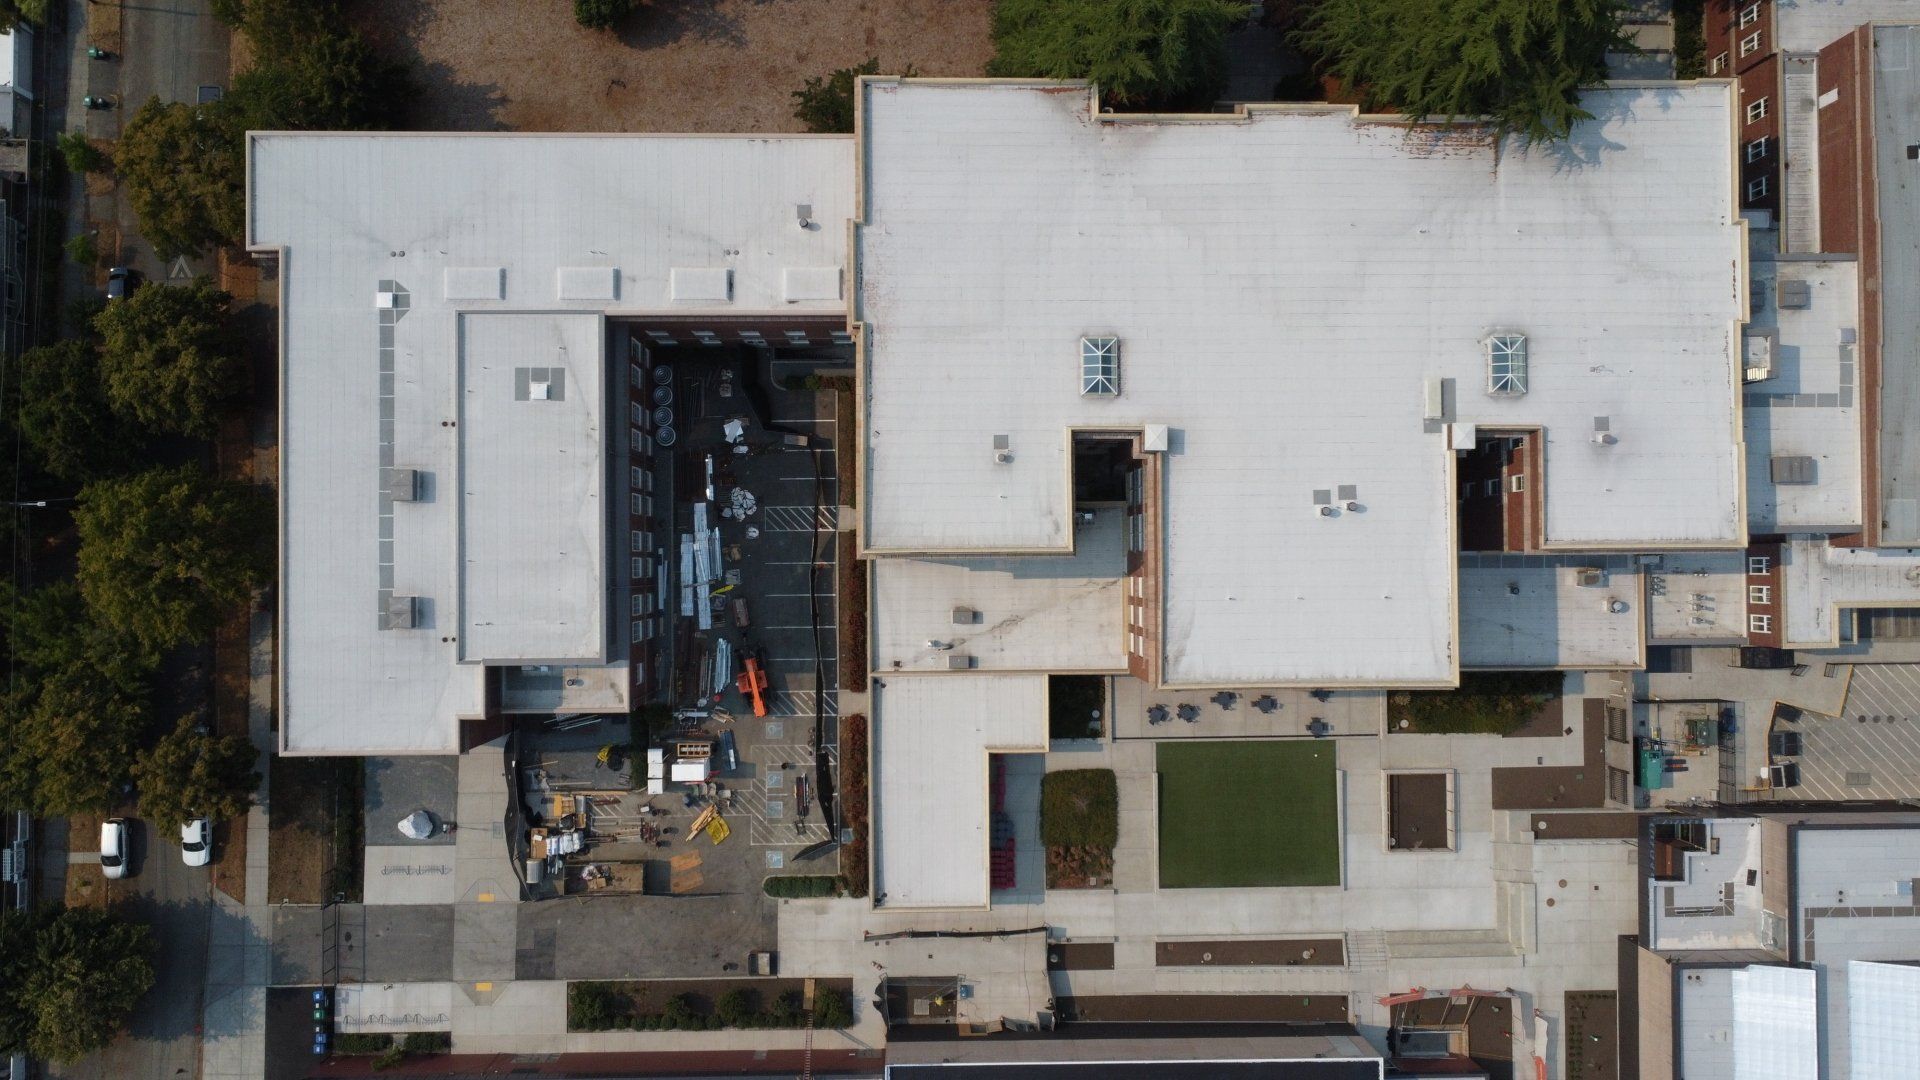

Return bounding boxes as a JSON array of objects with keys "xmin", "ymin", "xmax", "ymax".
[
  {"xmin": 75, "ymin": 466, "xmax": 274, "ymax": 652},
  {"xmin": 812, "ymin": 986, "xmax": 854, "ymax": 1029},
  {"xmin": 16, "ymin": 341, "xmax": 140, "ymax": 482},
  {"xmin": 1294, "ymin": 0, "xmax": 1633, "ymax": 143},
  {"xmin": 1, "ymin": 580, "xmax": 159, "ymax": 689},
  {"xmin": 63, "ymin": 233, "xmax": 97, "ymax": 268},
  {"xmin": 0, "ymin": 0, "xmax": 40, "ymax": 33},
  {"xmin": 224, "ymin": 27, "xmax": 411, "ymax": 131},
  {"xmin": 92, "ymin": 279, "xmax": 242, "ymax": 438},
  {"xmin": 12, "ymin": 668, "xmax": 147, "ymax": 815},
  {"xmin": 116, "ymin": 97, "xmax": 246, "ymax": 259},
  {"xmin": 715, "ymin": 987, "xmax": 757, "ymax": 1028},
  {"xmin": 986, "ymin": 0, "xmax": 1253, "ymax": 109},
  {"xmin": 134, "ymin": 716, "xmax": 260, "ymax": 832},
  {"xmin": 0, "ymin": 907, "xmax": 156, "ymax": 1063},
  {"xmin": 574, "ymin": 0, "xmax": 634, "ymax": 30},
  {"xmin": 792, "ymin": 58, "xmax": 880, "ymax": 134},
  {"xmin": 57, "ymin": 131, "xmax": 108, "ymax": 174}
]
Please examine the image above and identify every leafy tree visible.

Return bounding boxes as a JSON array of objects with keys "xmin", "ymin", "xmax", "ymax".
[
  {"xmin": 986, "ymin": 0, "xmax": 1254, "ymax": 109},
  {"xmin": 0, "ymin": 0, "xmax": 38, "ymax": 33},
  {"xmin": 793, "ymin": 58, "xmax": 880, "ymax": 134},
  {"xmin": 135, "ymin": 716, "xmax": 259, "ymax": 832},
  {"xmin": 57, "ymin": 131, "xmax": 108, "ymax": 174},
  {"xmin": 0, "ymin": 581, "xmax": 157, "ymax": 691},
  {"xmin": 715, "ymin": 987, "xmax": 757, "ymax": 1027},
  {"xmin": 63, "ymin": 233, "xmax": 97, "ymax": 268},
  {"xmin": 116, "ymin": 97, "xmax": 246, "ymax": 259},
  {"xmin": 92, "ymin": 279, "xmax": 242, "ymax": 438},
  {"xmin": 1294, "ymin": 0, "xmax": 1633, "ymax": 143},
  {"xmin": 13, "ymin": 667, "xmax": 147, "ymax": 815},
  {"xmin": 75, "ymin": 466, "xmax": 273, "ymax": 652},
  {"xmin": 17, "ymin": 341, "xmax": 140, "ymax": 482},
  {"xmin": 0, "ymin": 907, "xmax": 156, "ymax": 1063},
  {"xmin": 575, "ymin": 0, "xmax": 634, "ymax": 30},
  {"xmin": 224, "ymin": 26, "xmax": 411, "ymax": 131},
  {"xmin": 812, "ymin": 986, "xmax": 854, "ymax": 1029}
]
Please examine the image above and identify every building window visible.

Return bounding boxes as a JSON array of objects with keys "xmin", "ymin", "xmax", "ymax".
[
  {"xmin": 1483, "ymin": 479, "xmax": 1499, "ymax": 497},
  {"xmin": 1129, "ymin": 512, "xmax": 1145, "ymax": 553},
  {"xmin": 1747, "ymin": 97, "xmax": 1768, "ymax": 124},
  {"xmin": 1748, "ymin": 176, "xmax": 1770, "ymax": 201},
  {"xmin": 1509, "ymin": 474, "xmax": 1527, "ymax": 493},
  {"xmin": 1740, "ymin": 30, "xmax": 1763, "ymax": 57},
  {"xmin": 1747, "ymin": 135, "xmax": 1770, "ymax": 162},
  {"xmin": 1750, "ymin": 585, "xmax": 1772, "ymax": 605},
  {"xmin": 1749, "ymin": 555, "xmax": 1771, "ymax": 575},
  {"xmin": 1711, "ymin": 52, "xmax": 1729, "ymax": 74},
  {"xmin": 1750, "ymin": 613, "xmax": 1773, "ymax": 634},
  {"xmin": 1739, "ymin": 3, "xmax": 1760, "ymax": 29}
]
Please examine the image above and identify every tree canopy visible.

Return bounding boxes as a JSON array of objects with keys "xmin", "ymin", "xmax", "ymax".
[
  {"xmin": 0, "ymin": 581, "xmax": 157, "ymax": 815},
  {"xmin": 75, "ymin": 466, "xmax": 273, "ymax": 653},
  {"xmin": 116, "ymin": 97, "xmax": 247, "ymax": 261},
  {"xmin": 792, "ymin": 58, "xmax": 880, "ymax": 134},
  {"xmin": 135, "ymin": 716, "xmax": 260, "ymax": 832},
  {"xmin": 16, "ymin": 340, "xmax": 140, "ymax": 482},
  {"xmin": 985, "ymin": 0, "xmax": 1254, "ymax": 109},
  {"xmin": 0, "ymin": 907, "xmax": 156, "ymax": 1063},
  {"xmin": 92, "ymin": 279, "xmax": 242, "ymax": 439},
  {"xmin": 574, "ymin": 0, "xmax": 635, "ymax": 30},
  {"xmin": 1294, "ymin": 0, "xmax": 1633, "ymax": 143}
]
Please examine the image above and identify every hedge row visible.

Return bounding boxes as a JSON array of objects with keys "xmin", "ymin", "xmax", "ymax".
[
  {"xmin": 839, "ymin": 714, "xmax": 869, "ymax": 898},
  {"xmin": 763, "ymin": 874, "xmax": 840, "ymax": 898}
]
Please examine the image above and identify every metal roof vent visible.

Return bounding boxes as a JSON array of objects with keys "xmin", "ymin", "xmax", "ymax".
[
  {"xmin": 993, "ymin": 434, "xmax": 1013, "ymax": 464},
  {"xmin": 1593, "ymin": 416, "xmax": 1616, "ymax": 446},
  {"xmin": 1777, "ymin": 278, "xmax": 1812, "ymax": 309},
  {"xmin": 383, "ymin": 595, "xmax": 420, "ymax": 630},
  {"xmin": 1486, "ymin": 333, "xmax": 1528, "ymax": 396},
  {"xmin": 1081, "ymin": 337, "xmax": 1120, "ymax": 396},
  {"xmin": 1771, "ymin": 455, "xmax": 1817, "ymax": 484},
  {"xmin": 387, "ymin": 468, "xmax": 420, "ymax": 502}
]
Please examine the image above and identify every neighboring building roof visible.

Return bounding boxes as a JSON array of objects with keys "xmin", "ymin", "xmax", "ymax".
[
  {"xmin": 1743, "ymin": 258, "xmax": 1863, "ymax": 533},
  {"xmin": 1780, "ymin": 537, "xmax": 1920, "ymax": 647},
  {"xmin": 872, "ymin": 506, "xmax": 1127, "ymax": 673},
  {"xmin": 1848, "ymin": 960, "xmax": 1920, "ymax": 1080},
  {"xmin": 871, "ymin": 675, "xmax": 1047, "ymax": 909},
  {"xmin": 1457, "ymin": 554, "xmax": 1643, "ymax": 669},
  {"xmin": 1730, "ymin": 964, "xmax": 1819, "ymax": 1080},
  {"xmin": 1774, "ymin": 0, "xmax": 1920, "ymax": 54},
  {"xmin": 248, "ymin": 132, "xmax": 852, "ymax": 752},
  {"xmin": 1646, "ymin": 552, "xmax": 1750, "ymax": 642},
  {"xmin": 1647, "ymin": 818, "xmax": 1772, "ymax": 952},
  {"xmin": 456, "ymin": 312, "xmax": 606, "ymax": 663},
  {"xmin": 855, "ymin": 80, "xmax": 1745, "ymax": 687},
  {"xmin": 884, "ymin": 1031, "xmax": 1383, "ymax": 1078},
  {"xmin": 1791, "ymin": 822, "xmax": 1920, "ymax": 1080},
  {"xmin": 1866, "ymin": 25, "xmax": 1920, "ymax": 542}
]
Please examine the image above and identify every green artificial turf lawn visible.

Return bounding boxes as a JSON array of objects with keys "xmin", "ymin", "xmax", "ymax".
[{"xmin": 1156, "ymin": 741, "xmax": 1341, "ymax": 888}]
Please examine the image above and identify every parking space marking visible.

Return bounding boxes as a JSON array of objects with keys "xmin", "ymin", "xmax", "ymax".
[
  {"xmin": 771, "ymin": 690, "xmax": 840, "ymax": 718},
  {"xmin": 761, "ymin": 505, "xmax": 838, "ymax": 532}
]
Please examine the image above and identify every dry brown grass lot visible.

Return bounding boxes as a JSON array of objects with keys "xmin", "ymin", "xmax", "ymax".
[{"xmin": 350, "ymin": 0, "xmax": 995, "ymax": 132}]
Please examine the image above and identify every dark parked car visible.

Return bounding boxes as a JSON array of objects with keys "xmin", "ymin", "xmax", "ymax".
[{"xmin": 105, "ymin": 265, "xmax": 139, "ymax": 301}]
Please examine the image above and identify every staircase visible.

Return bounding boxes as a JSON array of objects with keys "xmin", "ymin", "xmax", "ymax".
[{"xmin": 1346, "ymin": 930, "xmax": 1389, "ymax": 971}]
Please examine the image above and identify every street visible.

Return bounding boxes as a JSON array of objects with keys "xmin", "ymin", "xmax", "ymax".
[{"xmin": 52, "ymin": 821, "xmax": 213, "ymax": 1080}]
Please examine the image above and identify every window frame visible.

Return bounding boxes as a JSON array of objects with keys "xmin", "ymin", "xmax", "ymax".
[
  {"xmin": 1749, "ymin": 584, "xmax": 1772, "ymax": 605},
  {"xmin": 1750, "ymin": 613, "xmax": 1773, "ymax": 635},
  {"xmin": 1739, "ymin": 3, "xmax": 1760, "ymax": 29},
  {"xmin": 1746, "ymin": 135, "xmax": 1770, "ymax": 163},
  {"xmin": 1747, "ymin": 97, "xmax": 1768, "ymax": 124},
  {"xmin": 1740, "ymin": 30, "xmax": 1763, "ymax": 57},
  {"xmin": 1747, "ymin": 175, "xmax": 1770, "ymax": 201},
  {"xmin": 1711, "ymin": 52, "xmax": 1729, "ymax": 74},
  {"xmin": 1748, "ymin": 556, "xmax": 1771, "ymax": 575}
]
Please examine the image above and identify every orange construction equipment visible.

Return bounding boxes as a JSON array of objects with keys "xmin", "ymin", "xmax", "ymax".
[{"xmin": 735, "ymin": 657, "xmax": 769, "ymax": 718}]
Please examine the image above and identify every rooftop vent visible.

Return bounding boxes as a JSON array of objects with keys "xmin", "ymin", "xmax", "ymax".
[
  {"xmin": 1576, "ymin": 568, "xmax": 1606, "ymax": 588},
  {"xmin": 951, "ymin": 606, "xmax": 979, "ymax": 625},
  {"xmin": 1486, "ymin": 333, "xmax": 1528, "ymax": 396},
  {"xmin": 1593, "ymin": 416, "xmax": 1616, "ymax": 446},
  {"xmin": 1080, "ymin": 337, "xmax": 1120, "ymax": 396},
  {"xmin": 1744, "ymin": 329, "xmax": 1777, "ymax": 383},
  {"xmin": 1771, "ymin": 455, "xmax": 1817, "ymax": 485},
  {"xmin": 387, "ymin": 468, "xmax": 420, "ymax": 502},
  {"xmin": 515, "ymin": 366, "xmax": 566, "ymax": 402},
  {"xmin": 383, "ymin": 594, "xmax": 420, "ymax": 630},
  {"xmin": 1777, "ymin": 278, "xmax": 1812, "ymax": 309},
  {"xmin": 993, "ymin": 434, "xmax": 1012, "ymax": 464}
]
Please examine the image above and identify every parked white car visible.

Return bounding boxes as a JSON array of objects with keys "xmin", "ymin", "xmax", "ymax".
[
  {"xmin": 180, "ymin": 817, "xmax": 211, "ymax": 868},
  {"xmin": 100, "ymin": 818, "xmax": 130, "ymax": 879}
]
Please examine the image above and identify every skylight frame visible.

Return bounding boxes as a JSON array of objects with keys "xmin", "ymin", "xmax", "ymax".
[
  {"xmin": 1081, "ymin": 336, "xmax": 1120, "ymax": 396},
  {"xmin": 1486, "ymin": 333, "xmax": 1529, "ymax": 396}
]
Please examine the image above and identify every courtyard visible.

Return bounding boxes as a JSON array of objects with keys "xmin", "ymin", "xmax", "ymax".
[{"xmin": 1156, "ymin": 741, "xmax": 1342, "ymax": 889}]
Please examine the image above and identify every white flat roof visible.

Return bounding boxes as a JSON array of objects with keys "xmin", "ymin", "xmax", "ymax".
[
  {"xmin": 856, "ymin": 80, "xmax": 1745, "ymax": 686},
  {"xmin": 1774, "ymin": 0, "xmax": 1920, "ymax": 53},
  {"xmin": 871, "ymin": 506, "xmax": 1127, "ymax": 673},
  {"xmin": 1781, "ymin": 538, "xmax": 1920, "ymax": 646},
  {"xmin": 1457, "ymin": 554, "xmax": 1642, "ymax": 669},
  {"xmin": 1730, "ymin": 965, "xmax": 1819, "ymax": 1080},
  {"xmin": 1648, "ymin": 818, "xmax": 1769, "ymax": 951},
  {"xmin": 1647, "ymin": 552, "xmax": 1750, "ymax": 642},
  {"xmin": 871, "ymin": 674, "xmax": 1047, "ymax": 909},
  {"xmin": 456, "ymin": 312, "xmax": 606, "ymax": 663},
  {"xmin": 250, "ymin": 132, "xmax": 853, "ymax": 752},
  {"xmin": 1793, "ymin": 824, "xmax": 1920, "ymax": 1080},
  {"xmin": 1743, "ymin": 258, "xmax": 1862, "ymax": 533},
  {"xmin": 1849, "ymin": 960, "xmax": 1920, "ymax": 1080}
]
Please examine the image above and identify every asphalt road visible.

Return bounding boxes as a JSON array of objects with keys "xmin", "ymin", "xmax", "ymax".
[
  {"xmin": 53, "ymin": 819, "xmax": 213, "ymax": 1080},
  {"xmin": 80, "ymin": 0, "xmax": 231, "ymax": 283}
]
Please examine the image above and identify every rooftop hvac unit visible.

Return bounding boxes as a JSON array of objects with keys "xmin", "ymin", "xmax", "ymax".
[
  {"xmin": 993, "ymin": 434, "xmax": 1012, "ymax": 464},
  {"xmin": 384, "ymin": 595, "xmax": 420, "ymax": 630},
  {"xmin": 387, "ymin": 467, "xmax": 420, "ymax": 502},
  {"xmin": 1771, "ymin": 455, "xmax": 1817, "ymax": 485},
  {"xmin": 1777, "ymin": 278, "xmax": 1812, "ymax": 310},
  {"xmin": 1592, "ymin": 416, "xmax": 1616, "ymax": 446},
  {"xmin": 1744, "ymin": 328, "xmax": 1777, "ymax": 383},
  {"xmin": 994, "ymin": 450, "xmax": 1014, "ymax": 465},
  {"xmin": 1142, "ymin": 424, "xmax": 1170, "ymax": 453},
  {"xmin": 1576, "ymin": 568, "xmax": 1606, "ymax": 588},
  {"xmin": 951, "ymin": 606, "xmax": 979, "ymax": 625},
  {"xmin": 945, "ymin": 654, "xmax": 974, "ymax": 670}
]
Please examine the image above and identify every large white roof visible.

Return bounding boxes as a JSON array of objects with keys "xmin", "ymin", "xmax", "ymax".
[
  {"xmin": 250, "ymin": 132, "xmax": 853, "ymax": 752},
  {"xmin": 1773, "ymin": 0, "xmax": 1920, "ymax": 53},
  {"xmin": 870, "ymin": 675, "xmax": 1047, "ymax": 909},
  {"xmin": 1743, "ymin": 258, "xmax": 1862, "ymax": 533},
  {"xmin": 855, "ymin": 80, "xmax": 1745, "ymax": 687}
]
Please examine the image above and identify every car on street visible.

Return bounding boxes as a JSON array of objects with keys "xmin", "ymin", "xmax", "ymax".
[
  {"xmin": 180, "ymin": 817, "xmax": 211, "ymax": 867},
  {"xmin": 105, "ymin": 265, "xmax": 138, "ymax": 301},
  {"xmin": 100, "ymin": 818, "xmax": 130, "ymax": 879}
]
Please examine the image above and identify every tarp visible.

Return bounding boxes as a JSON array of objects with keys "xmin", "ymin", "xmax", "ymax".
[{"xmin": 397, "ymin": 810, "xmax": 437, "ymax": 840}]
